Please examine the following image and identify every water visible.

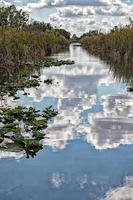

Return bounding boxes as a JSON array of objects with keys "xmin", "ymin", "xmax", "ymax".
[{"xmin": 0, "ymin": 44, "xmax": 133, "ymax": 200}]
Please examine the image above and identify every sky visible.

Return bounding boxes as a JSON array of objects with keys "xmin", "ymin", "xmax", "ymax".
[{"xmin": 0, "ymin": 0, "xmax": 133, "ymax": 35}]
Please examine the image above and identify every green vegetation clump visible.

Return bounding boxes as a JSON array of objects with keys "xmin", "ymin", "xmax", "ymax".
[
  {"xmin": 44, "ymin": 79, "xmax": 53, "ymax": 85},
  {"xmin": 24, "ymin": 79, "xmax": 40, "ymax": 88},
  {"xmin": 35, "ymin": 58, "xmax": 75, "ymax": 67},
  {"xmin": 0, "ymin": 106, "xmax": 58, "ymax": 158},
  {"xmin": 0, "ymin": 77, "xmax": 41, "ymax": 98}
]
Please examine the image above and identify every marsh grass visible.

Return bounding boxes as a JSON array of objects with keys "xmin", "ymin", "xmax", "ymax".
[{"xmin": 80, "ymin": 21, "xmax": 133, "ymax": 64}]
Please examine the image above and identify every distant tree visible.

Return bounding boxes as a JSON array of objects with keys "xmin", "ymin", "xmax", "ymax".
[
  {"xmin": 28, "ymin": 20, "xmax": 52, "ymax": 32},
  {"xmin": 71, "ymin": 34, "xmax": 79, "ymax": 42},
  {"xmin": 80, "ymin": 30, "xmax": 100, "ymax": 39},
  {"xmin": 0, "ymin": 5, "xmax": 29, "ymax": 28},
  {"xmin": 55, "ymin": 28, "xmax": 71, "ymax": 40}
]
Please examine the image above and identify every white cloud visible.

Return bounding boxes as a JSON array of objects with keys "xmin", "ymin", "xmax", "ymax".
[
  {"xmin": 57, "ymin": 7, "xmax": 95, "ymax": 17},
  {"xmin": 1, "ymin": 0, "xmax": 132, "ymax": 33},
  {"xmin": 47, "ymin": 0, "xmax": 132, "ymax": 34},
  {"xmin": 26, "ymin": 0, "xmax": 122, "ymax": 9},
  {"xmin": 51, "ymin": 3, "xmax": 132, "ymax": 18},
  {"xmin": 0, "ymin": 0, "xmax": 11, "ymax": 7},
  {"xmin": 95, "ymin": 3, "xmax": 133, "ymax": 16}
]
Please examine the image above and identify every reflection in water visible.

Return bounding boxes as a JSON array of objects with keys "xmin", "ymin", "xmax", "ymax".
[
  {"xmin": 0, "ymin": 44, "xmax": 133, "ymax": 200},
  {"xmin": 17, "ymin": 44, "xmax": 132, "ymax": 152},
  {"xmin": 109, "ymin": 60, "xmax": 133, "ymax": 82},
  {"xmin": 50, "ymin": 172, "xmax": 91, "ymax": 190},
  {"xmin": 0, "ymin": 150, "xmax": 24, "ymax": 159},
  {"xmin": 49, "ymin": 172, "xmax": 133, "ymax": 200},
  {"xmin": 87, "ymin": 48, "xmax": 133, "ymax": 82},
  {"xmin": 102, "ymin": 177, "xmax": 133, "ymax": 200},
  {"xmin": 83, "ymin": 94, "xmax": 133, "ymax": 150},
  {"xmin": 51, "ymin": 173, "xmax": 65, "ymax": 188},
  {"xmin": 0, "ymin": 44, "xmax": 133, "ymax": 154}
]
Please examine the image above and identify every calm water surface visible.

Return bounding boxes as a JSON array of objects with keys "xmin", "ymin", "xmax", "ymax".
[{"xmin": 1, "ymin": 44, "xmax": 133, "ymax": 200}]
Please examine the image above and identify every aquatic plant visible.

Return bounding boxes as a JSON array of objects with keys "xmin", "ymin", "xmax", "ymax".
[
  {"xmin": 44, "ymin": 79, "xmax": 53, "ymax": 85},
  {"xmin": 0, "ymin": 57, "xmax": 74, "ymax": 100},
  {"xmin": 0, "ymin": 106, "xmax": 58, "ymax": 158},
  {"xmin": 24, "ymin": 79, "xmax": 40, "ymax": 88},
  {"xmin": 34, "ymin": 58, "xmax": 75, "ymax": 68}
]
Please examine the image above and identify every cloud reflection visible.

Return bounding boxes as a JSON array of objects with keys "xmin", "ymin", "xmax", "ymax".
[
  {"xmin": 102, "ymin": 176, "xmax": 133, "ymax": 200},
  {"xmin": 51, "ymin": 173, "xmax": 65, "ymax": 188},
  {"xmin": 0, "ymin": 151, "xmax": 24, "ymax": 159},
  {"xmin": 83, "ymin": 95, "xmax": 133, "ymax": 150}
]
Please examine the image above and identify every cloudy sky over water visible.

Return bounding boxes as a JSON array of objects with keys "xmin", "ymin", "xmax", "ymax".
[{"xmin": 1, "ymin": 0, "xmax": 133, "ymax": 35}]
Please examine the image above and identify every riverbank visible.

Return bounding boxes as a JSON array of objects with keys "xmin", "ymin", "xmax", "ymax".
[
  {"xmin": 0, "ymin": 27, "xmax": 69, "ymax": 70},
  {"xmin": 80, "ymin": 21, "xmax": 133, "ymax": 64},
  {"xmin": 0, "ymin": 5, "xmax": 70, "ymax": 72}
]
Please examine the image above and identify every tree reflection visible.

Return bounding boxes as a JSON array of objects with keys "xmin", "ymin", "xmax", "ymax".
[{"xmin": 87, "ymin": 51, "xmax": 133, "ymax": 88}]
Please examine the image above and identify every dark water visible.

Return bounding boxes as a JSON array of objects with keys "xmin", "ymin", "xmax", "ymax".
[{"xmin": 0, "ymin": 44, "xmax": 133, "ymax": 200}]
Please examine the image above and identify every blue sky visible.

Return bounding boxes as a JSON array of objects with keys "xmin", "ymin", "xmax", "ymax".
[{"xmin": 1, "ymin": 0, "xmax": 133, "ymax": 35}]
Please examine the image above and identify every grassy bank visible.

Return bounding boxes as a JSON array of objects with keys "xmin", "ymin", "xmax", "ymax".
[
  {"xmin": 80, "ymin": 20, "xmax": 133, "ymax": 64},
  {"xmin": 0, "ymin": 5, "xmax": 70, "ymax": 70},
  {"xmin": 0, "ymin": 27, "xmax": 69, "ymax": 65}
]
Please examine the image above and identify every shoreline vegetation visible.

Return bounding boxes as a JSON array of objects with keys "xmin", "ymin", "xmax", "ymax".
[
  {"xmin": 0, "ymin": 5, "xmax": 71, "ymax": 72},
  {"xmin": 80, "ymin": 19, "xmax": 133, "ymax": 91},
  {"xmin": 80, "ymin": 19, "xmax": 133, "ymax": 65}
]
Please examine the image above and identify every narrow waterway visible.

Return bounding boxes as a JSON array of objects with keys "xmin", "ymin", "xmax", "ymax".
[{"xmin": 0, "ymin": 44, "xmax": 133, "ymax": 200}]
